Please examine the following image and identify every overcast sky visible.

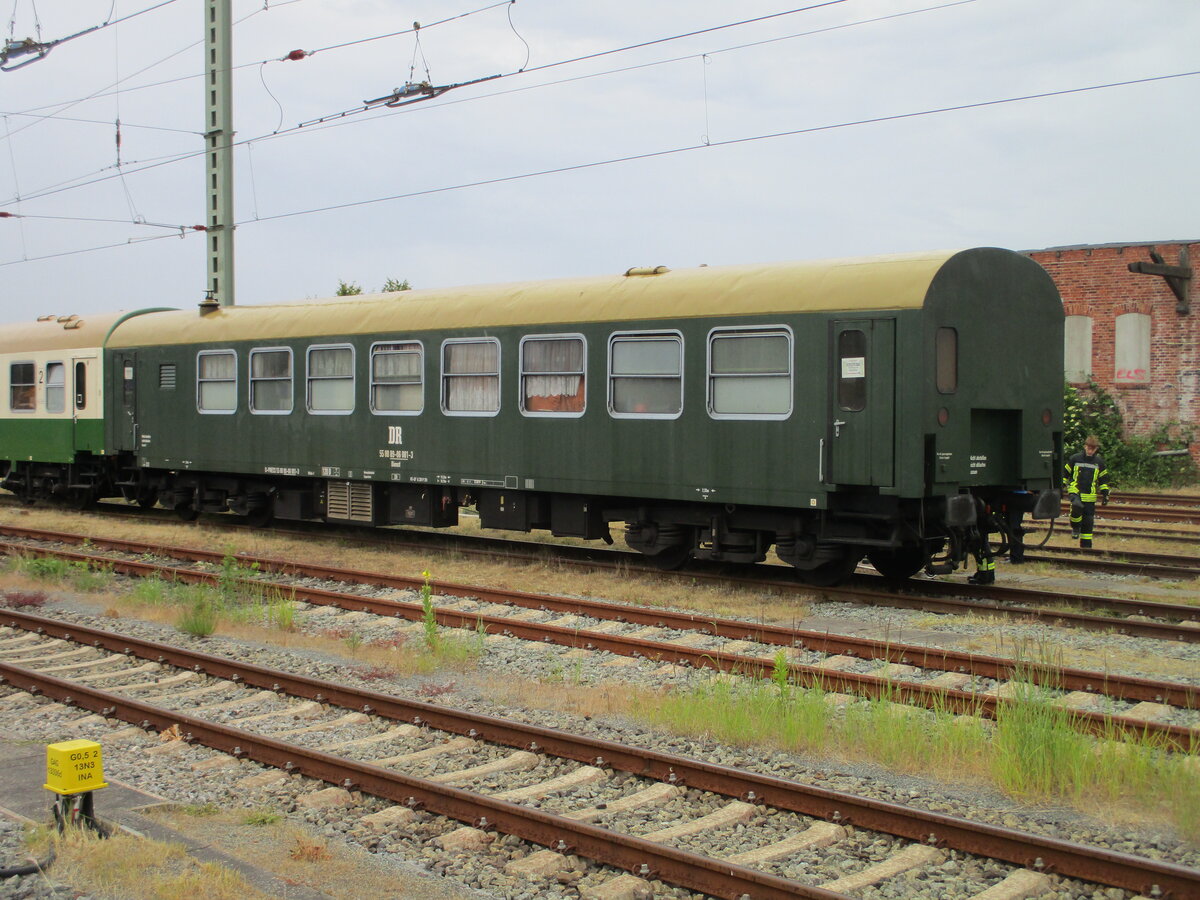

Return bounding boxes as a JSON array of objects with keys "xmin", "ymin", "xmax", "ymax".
[{"xmin": 1, "ymin": 0, "xmax": 1197, "ymax": 325}]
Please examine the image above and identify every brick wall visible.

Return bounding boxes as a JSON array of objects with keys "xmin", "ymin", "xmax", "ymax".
[{"xmin": 1026, "ymin": 241, "xmax": 1199, "ymax": 465}]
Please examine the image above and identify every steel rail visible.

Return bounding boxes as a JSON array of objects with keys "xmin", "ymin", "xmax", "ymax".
[
  {"xmin": 0, "ymin": 660, "xmax": 844, "ymax": 900},
  {"xmin": 3, "ymin": 522, "xmax": 1199, "ymax": 641},
  {"xmin": 2, "ymin": 533, "xmax": 1198, "ymax": 707},
  {"xmin": 1107, "ymin": 492, "xmax": 1200, "ymax": 509},
  {"xmin": 1032, "ymin": 545, "xmax": 1199, "ymax": 567},
  {"xmin": 2, "ymin": 544, "xmax": 1197, "ymax": 750},
  {"xmin": 1, "ymin": 612, "xmax": 1197, "ymax": 897}
]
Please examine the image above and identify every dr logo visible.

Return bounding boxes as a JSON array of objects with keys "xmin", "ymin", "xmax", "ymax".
[{"xmin": 387, "ymin": 426, "xmax": 403, "ymax": 445}]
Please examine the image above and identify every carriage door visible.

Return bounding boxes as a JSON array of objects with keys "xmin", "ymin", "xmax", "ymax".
[
  {"xmin": 117, "ymin": 353, "xmax": 138, "ymax": 452},
  {"xmin": 828, "ymin": 319, "xmax": 895, "ymax": 487}
]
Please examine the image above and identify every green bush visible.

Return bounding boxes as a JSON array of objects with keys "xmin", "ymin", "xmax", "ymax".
[{"xmin": 1063, "ymin": 381, "xmax": 1196, "ymax": 487}]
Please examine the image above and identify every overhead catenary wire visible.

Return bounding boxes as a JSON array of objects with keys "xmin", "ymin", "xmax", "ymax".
[
  {"xmin": 5, "ymin": 67, "xmax": 1198, "ymax": 270},
  {"xmin": 0, "ymin": 0, "xmax": 181, "ymax": 71},
  {"xmin": 5, "ymin": 0, "xmax": 878, "ymax": 203}
]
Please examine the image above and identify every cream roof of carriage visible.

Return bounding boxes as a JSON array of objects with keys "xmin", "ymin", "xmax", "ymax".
[
  {"xmin": 105, "ymin": 250, "xmax": 965, "ymax": 348},
  {"xmin": 0, "ymin": 309, "xmax": 172, "ymax": 355}
]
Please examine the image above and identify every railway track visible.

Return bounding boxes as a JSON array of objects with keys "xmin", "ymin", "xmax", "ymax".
[
  {"xmin": 3, "ymin": 493, "xmax": 1197, "ymax": 584},
  {"xmin": 1, "ymin": 609, "xmax": 1197, "ymax": 899},
  {"xmin": 1, "ymin": 528, "xmax": 1197, "ymax": 749},
  {"xmin": 6, "ymin": 519, "xmax": 1198, "ymax": 642}
]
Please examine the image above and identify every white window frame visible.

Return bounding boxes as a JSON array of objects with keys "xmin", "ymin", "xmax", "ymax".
[
  {"xmin": 1064, "ymin": 315, "xmax": 1092, "ymax": 384},
  {"xmin": 370, "ymin": 340, "xmax": 424, "ymax": 416},
  {"xmin": 44, "ymin": 361, "xmax": 66, "ymax": 414},
  {"xmin": 706, "ymin": 326, "xmax": 792, "ymax": 420},
  {"xmin": 8, "ymin": 360, "xmax": 35, "ymax": 413},
  {"xmin": 249, "ymin": 347, "xmax": 294, "ymax": 415},
  {"xmin": 196, "ymin": 349, "xmax": 237, "ymax": 415},
  {"xmin": 441, "ymin": 337, "xmax": 501, "ymax": 417},
  {"xmin": 519, "ymin": 333, "xmax": 586, "ymax": 418},
  {"xmin": 306, "ymin": 344, "xmax": 356, "ymax": 415},
  {"xmin": 607, "ymin": 330, "xmax": 684, "ymax": 420},
  {"xmin": 1114, "ymin": 312, "xmax": 1151, "ymax": 384}
]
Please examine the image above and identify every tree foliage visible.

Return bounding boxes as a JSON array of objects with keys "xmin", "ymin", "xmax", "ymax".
[
  {"xmin": 1063, "ymin": 381, "xmax": 1196, "ymax": 487},
  {"xmin": 335, "ymin": 278, "xmax": 411, "ymax": 294}
]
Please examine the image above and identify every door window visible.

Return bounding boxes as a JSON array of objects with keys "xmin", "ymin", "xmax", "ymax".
[
  {"xmin": 837, "ymin": 329, "xmax": 867, "ymax": 411},
  {"xmin": 45, "ymin": 362, "xmax": 65, "ymax": 413}
]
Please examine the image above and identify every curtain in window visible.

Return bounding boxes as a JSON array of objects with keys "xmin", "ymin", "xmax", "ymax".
[
  {"xmin": 198, "ymin": 353, "xmax": 236, "ymax": 411},
  {"xmin": 372, "ymin": 345, "xmax": 422, "ymax": 412},
  {"xmin": 523, "ymin": 338, "xmax": 584, "ymax": 413},
  {"xmin": 9, "ymin": 363, "xmax": 35, "ymax": 411},
  {"xmin": 445, "ymin": 342, "xmax": 499, "ymax": 412},
  {"xmin": 309, "ymin": 348, "xmax": 353, "ymax": 411},
  {"xmin": 251, "ymin": 351, "xmax": 292, "ymax": 412}
]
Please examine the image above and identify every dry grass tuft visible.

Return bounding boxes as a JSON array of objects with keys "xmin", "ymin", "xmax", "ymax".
[
  {"xmin": 23, "ymin": 826, "xmax": 270, "ymax": 900},
  {"xmin": 287, "ymin": 831, "xmax": 331, "ymax": 862}
]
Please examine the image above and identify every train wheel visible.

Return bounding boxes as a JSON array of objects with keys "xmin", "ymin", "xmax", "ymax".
[
  {"xmin": 67, "ymin": 488, "xmax": 95, "ymax": 511},
  {"xmin": 174, "ymin": 501, "xmax": 199, "ymax": 522},
  {"xmin": 648, "ymin": 544, "xmax": 691, "ymax": 571},
  {"xmin": 137, "ymin": 489, "xmax": 159, "ymax": 509},
  {"xmin": 245, "ymin": 504, "xmax": 274, "ymax": 529},
  {"xmin": 866, "ymin": 546, "xmax": 929, "ymax": 582},
  {"xmin": 795, "ymin": 551, "xmax": 862, "ymax": 587}
]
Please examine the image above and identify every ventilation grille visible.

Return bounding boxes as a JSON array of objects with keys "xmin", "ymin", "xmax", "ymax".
[
  {"xmin": 159, "ymin": 364, "xmax": 177, "ymax": 390},
  {"xmin": 326, "ymin": 480, "xmax": 374, "ymax": 522}
]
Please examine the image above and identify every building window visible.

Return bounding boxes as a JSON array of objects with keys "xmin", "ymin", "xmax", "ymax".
[
  {"xmin": 307, "ymin": 346, "xmax": 355, "ymax": 414},
  {"xmin": 1064, "ymin": 315, "xmax": 1092, "ymax": 384},
  {"xmin": 935, "ymin": 327, "xmax": 957, "ymax": 394},
  {"xmin": 707, "ymin": 328, "xmax": 791, "ymax": 418},
  {"xmin": 609, "ymin": 332, "xmax": 683, "ymax": 418},
  {"xmin": 442, "ymin": 339, "xmax": 500, "ymax": 415},
  {"xmin": 250, "ymin": 348, "xmax": 293, "ymax": 414},
  {"xmin": 45, "ymin": 362, "xmax": 65, "ymax": 413},
  {"xmin": 837, "ymin": 329, "xmax": 867, "ymax": 411},
  {"xmin": 1114, "ymin": 312, "xmax": 1150, "ymax": 384},
  {"xmin": 197, "ymin": 350, "xmax": 237, "ymax": 413},
  {"xmin": 521, "ymin": 335, "xmax": 585, "ymax": 416},
  {"xmin": 371, "ymin": 342, "xmax": 423, "ymax": 414}
]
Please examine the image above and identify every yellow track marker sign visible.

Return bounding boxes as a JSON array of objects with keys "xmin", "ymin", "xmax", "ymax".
[{"xmin": 44, "ymin": 740, "xmax": 108, "ymax": 795}]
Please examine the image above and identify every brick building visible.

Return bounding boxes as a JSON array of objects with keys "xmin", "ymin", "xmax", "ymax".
[{"xmin": 1025, "ymin": 240, "xmax": 1198, "ymax": 464}]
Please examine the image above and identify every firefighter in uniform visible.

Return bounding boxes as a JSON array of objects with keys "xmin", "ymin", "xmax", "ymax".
[{"xmin": 1063, "ymin": 435, "xmax": 1111, "ymax": 548}]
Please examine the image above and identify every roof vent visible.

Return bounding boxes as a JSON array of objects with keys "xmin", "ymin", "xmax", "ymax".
[{"xmin": 624, "ymin": 266, "xmax": 670, "ymax": 277}]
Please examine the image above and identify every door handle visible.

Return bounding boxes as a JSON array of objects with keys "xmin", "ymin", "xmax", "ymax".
[{"xmin": 833, "ymin": 419, "xmax": 846, "ymax": 437}]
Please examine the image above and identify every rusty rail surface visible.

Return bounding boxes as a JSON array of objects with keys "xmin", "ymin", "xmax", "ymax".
[
  {"xmin": 1, "ymin": 540, "xmax": 1198, "ymax": 751},
  {"xmin": 1, "ymin": 612, "xmax": 1197, "ymax": 897}
]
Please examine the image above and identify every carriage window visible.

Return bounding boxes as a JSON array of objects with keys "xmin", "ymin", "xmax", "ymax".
[
  {"xmin": 307, "ymin": 345, "xmax": 354, "ymax": 414},
  {"xmin": 197, "ymin": 350, "xmax": 236, "ymax": 413},
  {"xmin": 45, "ymin": 363, "xmax": 65, "ymax": 413},
  {"xmin": 251, "ymin": 348, "xmax": 293, "ymax": 414},
  {"xmin": 75, "ymin": 362, "xmax": 88, "ymax": 409},
  {"xmin": 609, "ymin": 333, "xmax": 683, "ymax": 418},
  {"xmin": 442, "ymin": 339, "xmax": 500, "ymax": 414},
  {"xmin": 521, "ymin": 336, "xmax": 585, "ymax": 416},
  {"xmin": 837, "ymin": 330, "xmax": 867, "ymax": 412},
  {"xmin": 708, "ymin": 329, "xmax": 791, "ymax": 418},
  {"xmin": 371, "ymin": 342, "xmax": 423, "ymax": 414},
  {"xmin": 936, "ymin": 327, "xmax": 958, "ymax": 394},
  {"xmin": 8, "ymin": 362, "xmax": 34, "ymax": 411}
]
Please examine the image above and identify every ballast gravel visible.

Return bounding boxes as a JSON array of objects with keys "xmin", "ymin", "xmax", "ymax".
[{"xmin": 0, "ymin": 579, "xmax": 1196, "ymax": 899}]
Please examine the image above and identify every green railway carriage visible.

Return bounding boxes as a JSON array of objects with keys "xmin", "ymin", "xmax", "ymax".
[{"xmin": 2, "ymin": 248, "xmax": 1064, "ymax": 584}]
